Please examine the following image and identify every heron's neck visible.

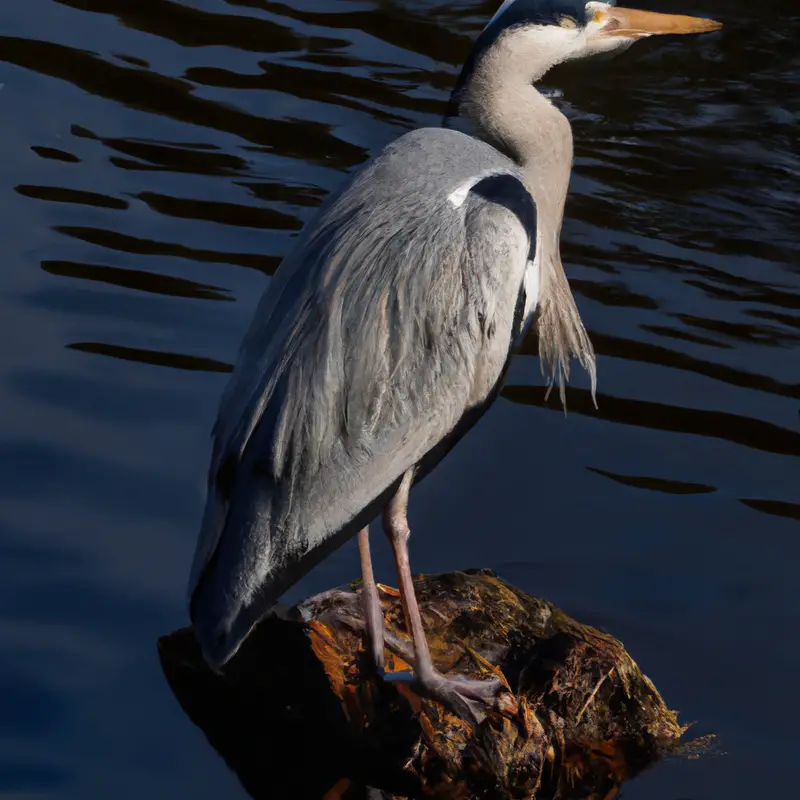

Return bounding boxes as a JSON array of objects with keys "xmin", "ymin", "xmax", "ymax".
[
  {"xmin": 459, "ymin": 75, "xmax": 573, "ymax": 253},
  {"xmin": 457, "ymin": 59, "xmax": 596, "ymax": 407}
]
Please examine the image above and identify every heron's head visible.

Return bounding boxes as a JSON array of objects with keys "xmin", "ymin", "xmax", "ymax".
[{"xmin": 451, "ymin": 1, "xmax": 721, "ymax": 102}]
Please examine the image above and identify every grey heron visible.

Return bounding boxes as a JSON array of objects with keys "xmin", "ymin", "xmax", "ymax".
[{"xmin": 188, "ymin": 0, "xmax": 721, "ymax": 722}]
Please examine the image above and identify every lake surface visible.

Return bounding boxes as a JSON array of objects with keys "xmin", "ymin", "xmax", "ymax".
[{"xmin": 0, "ymin": 0, "xmax": 797, "ymax": 797}]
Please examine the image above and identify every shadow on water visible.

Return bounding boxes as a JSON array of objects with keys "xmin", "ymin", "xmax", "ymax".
[{"xmin": 0, "ymin": 0, "xmax": 797, "ymax": 798}]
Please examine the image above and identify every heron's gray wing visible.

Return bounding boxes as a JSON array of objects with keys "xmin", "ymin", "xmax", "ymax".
[{"xmin": 188, "ymin": 129, "xmax": 534, "ymax": 618}]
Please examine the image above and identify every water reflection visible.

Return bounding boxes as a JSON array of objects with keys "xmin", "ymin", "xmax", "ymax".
[
  {"xmin": 42, "ymin": 259, "xmax": 234, "ymax": 301},
  {"xmin": 54, "ymin": 221, "xmax": 280, "ymax": 271},
  {"xmin": 0, "ymin": 0, "xmax": 797, "ymax": 798},
  {"xmin": 67, "ymin": 342, "xmax": 234, "ymax": 372},
  {"xmin": 503, "ymin": 384, "xmax": 800, "ymax": 457}
]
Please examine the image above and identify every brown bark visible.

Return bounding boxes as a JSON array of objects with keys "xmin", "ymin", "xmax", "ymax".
[{"xmin": 158, "ymin": 569, "xmax": 703, "ymax": 800}]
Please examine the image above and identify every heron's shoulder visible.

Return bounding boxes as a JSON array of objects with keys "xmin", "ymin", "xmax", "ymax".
[
  {"xmin": 357, "ymin": 127, "xmax": 522, "ymax": 197},
  {"xmin": 387, "ymin": 126, "xmax": 510, "ymax": 160},
  {"xmin": 335, "ymin": 128, "xmax": 533, "ymax": 227}
]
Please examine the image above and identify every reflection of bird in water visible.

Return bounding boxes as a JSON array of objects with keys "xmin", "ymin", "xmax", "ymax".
[{"xmin": 188, "ymin": 1, "xmax": 721, "ymax": 722}]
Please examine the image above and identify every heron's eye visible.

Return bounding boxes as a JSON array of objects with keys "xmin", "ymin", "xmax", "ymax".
[
  {"xmin": 584, "ymin": 1, "xmax": 615, "ymax": 23},
  {"xmin": 558, "ymin": 16, "xmax": 578, "ymax": 29}
]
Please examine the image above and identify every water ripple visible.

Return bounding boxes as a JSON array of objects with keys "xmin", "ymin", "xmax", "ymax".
[{"xmin": 1, "ymin": 1, "xmax": 798, "ymax": 798}]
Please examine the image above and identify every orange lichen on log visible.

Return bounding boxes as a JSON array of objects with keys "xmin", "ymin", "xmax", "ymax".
[{"xmin": 158, "ymin": 569, "xmax": 702, "ymax": 800}]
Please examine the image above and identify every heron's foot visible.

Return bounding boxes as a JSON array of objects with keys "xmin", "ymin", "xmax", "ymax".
[{"xmin": 382, "ymin": 669, "xmax": 516, "ymax": 726}]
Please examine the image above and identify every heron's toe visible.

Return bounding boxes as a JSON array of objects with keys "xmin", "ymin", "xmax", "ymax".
[{"xmin": 390, "ymin": 670, "xmax": 516, "ymax": 727}]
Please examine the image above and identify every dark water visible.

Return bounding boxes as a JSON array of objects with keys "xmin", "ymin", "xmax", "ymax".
[{"xmin": 1, "ymin": 0, "xmax": 798, "ymax": 797}]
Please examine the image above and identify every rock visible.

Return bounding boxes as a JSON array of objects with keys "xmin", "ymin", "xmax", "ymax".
[{"xmin": 158, "ymin": 569, "xmax": 698, "ymax": 799}]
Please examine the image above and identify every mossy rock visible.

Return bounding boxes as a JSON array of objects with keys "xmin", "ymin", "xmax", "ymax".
[{"xmin": 158, "ymin": 570, "xmax": 697, "ymax": 800}]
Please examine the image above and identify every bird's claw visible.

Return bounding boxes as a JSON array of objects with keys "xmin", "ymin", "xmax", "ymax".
[{"xmin": 382, "ymin": 669, "xmax": 516, "ymax": 727}]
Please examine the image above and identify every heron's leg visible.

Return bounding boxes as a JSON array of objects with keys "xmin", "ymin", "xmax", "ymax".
[
  {"xmin": 357, "ymin": 525, "xmax": 385, "ymax": 673},
  {"xmin": 382, "ymin": 470, "xmax": 510, "ymax": 725}
]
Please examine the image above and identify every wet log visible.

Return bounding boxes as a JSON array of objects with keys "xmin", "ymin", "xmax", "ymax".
[{"xmin": 158, "ymin": 569, "xmax": 703, "ymax": 800}]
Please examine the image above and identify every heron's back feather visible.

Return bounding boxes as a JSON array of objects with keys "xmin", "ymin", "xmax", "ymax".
[
  {"xmin": 190, "ymin": 129, "xmax": 535, "ymax": 624},
  {"xmin": 188, "ymin": 129, "xmax": 535, "ymax": 642}
]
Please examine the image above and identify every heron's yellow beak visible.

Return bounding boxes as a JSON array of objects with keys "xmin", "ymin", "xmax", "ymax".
[{"xmin": 591, "ymin": 3, "xmax": 722, "ymax": 39}]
